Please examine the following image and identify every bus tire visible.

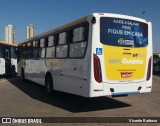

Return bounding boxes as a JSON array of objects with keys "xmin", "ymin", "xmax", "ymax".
[{"xmin": 45, "ymin": 74, "xmax": 54, "ymax": 95}]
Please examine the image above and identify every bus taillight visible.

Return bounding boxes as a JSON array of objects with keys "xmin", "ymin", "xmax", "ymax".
[
  {"xmin": 146, "ymin": 56, "xmax": 152, "ymax": 81},
  {"xmin": 94, "ymin": 54, "xmax": 102, "ymax": 83}
]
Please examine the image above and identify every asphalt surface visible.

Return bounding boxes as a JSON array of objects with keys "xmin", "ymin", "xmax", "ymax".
[{"xmin": 0, "ymin": 75, "xmax": 160, "ymax": 126}]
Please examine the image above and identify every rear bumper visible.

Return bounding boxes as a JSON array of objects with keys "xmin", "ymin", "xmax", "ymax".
[
  {"xmin": 103, "ymin": 81, "xmax": 147, "ymax": 96},
  {"xmin": 88, "ymin": 81, "xmax": 151, "ymax": 97}
]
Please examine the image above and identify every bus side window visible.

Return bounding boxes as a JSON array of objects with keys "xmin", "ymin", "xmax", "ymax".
[
  {"xmin": 32, "ymin": 40, "xmax": 39, "ymax": 59},
  {"xmin": 56, "ymin": 32, "xmax": 68, "ymax": 58},
  {"xmin": 48, "ymin": 36, "xmax": 55, "ymax": 46},
  {"xmin": 38, "ymin": 38, "xmax": 46, "ymax": 58},
  {"xmin": 69, "ymin": 25, "xmax": 88, "ymax": 58},
  {"xmin": 46, "ymin": 36, "xmax": 56, "ymax": 58},
  {"xmin": 58, "ymin": 32, "xmax": 67, "ymax": 45},
  {"xmin": 29, "ymin": 42, "xmax": 33, "ymax": 59},
  {"xmin": 72, "ymin": 27, "xmax": 85, "ymax": 42},
  {"xmin": 21, "ymin": 43, "xmax": 26, "ymax": 59},
  {"xmin": 11, "ymin": 47, "xmax": 17, "ymax": 58},
  {"xmin": 40, "ymin": 38, "xmax": 45, "ymax": 48},
  {"xmin": 25, "ymin": 42, "xmax": 32, "ymax": 59}
]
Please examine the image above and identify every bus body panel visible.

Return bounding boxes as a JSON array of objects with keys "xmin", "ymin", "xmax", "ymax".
[
  {"xmin": 24, "ymin": 59, "xmax": 46, "ymax": 85},
  {"xmin": 89, "ymin": 13, "xmax": 152, "ymax": 97},
  {"xmin": 89, "ymin": 81, "xmax": 147, "ymax": 97},
  {"xmin": 44, "ymin": 59, "xmax": 84, "ymax": 96},
  {"xmin": 0, "ymin": 58, "xmax": 5, "ymax": 75}
]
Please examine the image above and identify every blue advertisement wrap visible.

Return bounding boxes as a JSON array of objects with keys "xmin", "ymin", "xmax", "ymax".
[{"xmin": 100, "ymin": 17, "xmax": 148, "ymax": 47}]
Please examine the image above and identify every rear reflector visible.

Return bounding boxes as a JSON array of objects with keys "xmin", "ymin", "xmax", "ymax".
[
  {"xmin": 146, "ymin": 56, "xmax": 152, "ymax": 81},
  {"xmin": 94, "ymin": 54, "xmax": 102, "ymax": 83},
  {"xmin": 94, "ymin": 89, "xmax": 103, "ymax": 92}
]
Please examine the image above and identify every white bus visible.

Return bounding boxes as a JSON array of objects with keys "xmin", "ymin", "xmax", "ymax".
[
  {"xmin": 0, "ymin": 41, "xmax": 17, "ymax": 76},
  {"xmin": 18, "ymin": 13, "xmax": 152, "ymax": 97}
]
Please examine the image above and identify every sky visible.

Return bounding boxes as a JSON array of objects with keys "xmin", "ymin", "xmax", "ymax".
[{"xmin": 0, "ymin": 0, "xmax": 159, "ymax": 53}]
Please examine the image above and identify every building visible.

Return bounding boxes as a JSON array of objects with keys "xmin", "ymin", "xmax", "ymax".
[
  {"xmin": 5, "ymin": 24, "xmax": 15, "ymax": 44},
  {"xmin": 27, "ymin": 24, "xmax": 35, "ymax": 39}
]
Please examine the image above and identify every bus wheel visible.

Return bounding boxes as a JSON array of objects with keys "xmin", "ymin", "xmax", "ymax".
[{"xmin": 45, "ymin": 74, "xmax": 54, "ymax": 95}]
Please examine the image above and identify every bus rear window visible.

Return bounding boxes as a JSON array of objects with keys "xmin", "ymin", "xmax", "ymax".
[{"xmin": 100, "ymin": 17, "xmax": 148, "ymax": 47}]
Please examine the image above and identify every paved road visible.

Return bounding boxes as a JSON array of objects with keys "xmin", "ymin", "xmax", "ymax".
[{"xmin": 0, "ymin": 75, "xmax": 160, "ymax": 126}]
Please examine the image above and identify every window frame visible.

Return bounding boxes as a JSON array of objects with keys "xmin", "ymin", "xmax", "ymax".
[
  {"xmin": 38, "ymin": 38, "xmax": 46, "ymax": 59},
  {"xmin": 32, "ymin": 40, "xmax": 40, "ymax": 59},
  {"xmin": 69, "ymin": 23, "xmax": 89, "ymax": 59},
  {"xmin": 45, "ymin": 35, "xmax": 56, "ymax": 58},
  {"xmin": 55, "ymin": 31, "xmax": 69, "ymax": 58},
  {"xmin": 48, "ymin": 35, "xmax": 55, "ymax": 47},
  {"xmin": 40, "ymin": 38, "xmax": 46, "ymax": 48}
]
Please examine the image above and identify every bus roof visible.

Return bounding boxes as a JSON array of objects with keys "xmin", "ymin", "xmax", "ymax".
[
  {"xmin": 0, "ymin": 41, "xmax": 17, "ymax": 47},
  {"xmin": 19, "ymin": 12, "xmax": 150, "ymax": 44},
  {"xmin": 20, "ymin": 16, "xmax": 88, "ymax": 44}
]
